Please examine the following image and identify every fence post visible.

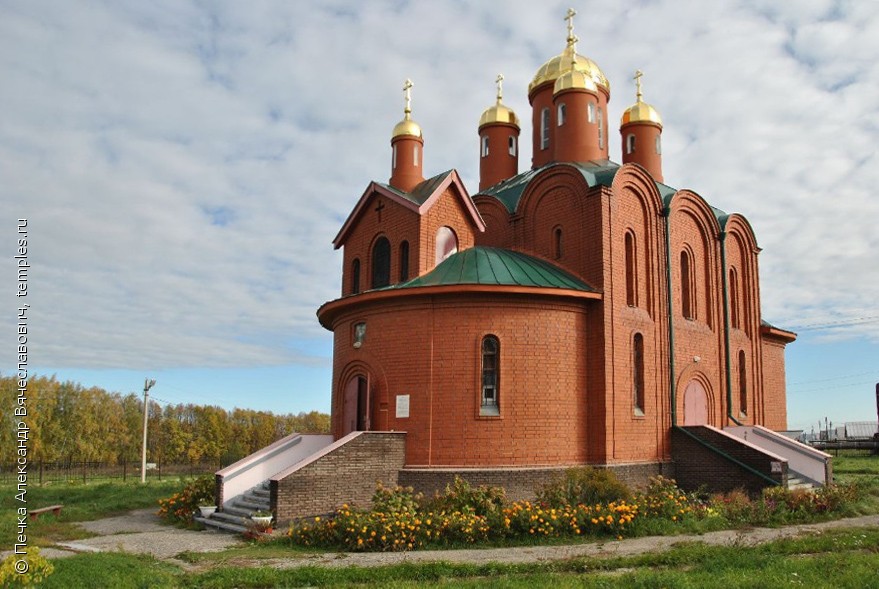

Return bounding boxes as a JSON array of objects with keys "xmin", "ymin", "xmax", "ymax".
[
  {"xmin": 83, "ymin": 462, "xmax": 87, "ymax": 484},
  {"xmin": 123, "ymin": 459, "xmax": 127, "ymax": 482},
  {"xmin": 39, "ymin": 460, "xmax": 43, "ymax": 486}
]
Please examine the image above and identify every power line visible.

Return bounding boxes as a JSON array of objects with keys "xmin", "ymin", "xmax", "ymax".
[
  {"xmin": 789, "ymin": 370, "xmax": 879, "ymax": 386},
  {"xmin": 788, "ymin": 315, "xmax": 879, "ymax": 331}
]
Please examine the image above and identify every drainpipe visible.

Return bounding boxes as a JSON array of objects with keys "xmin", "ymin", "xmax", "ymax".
[
  {"xmin": 663, "ymin": 206, "xmax": 677, "ymax": 426},
  {"xmin": 719, "ymin": 231, "xmax": 743, "ymax": 427}
]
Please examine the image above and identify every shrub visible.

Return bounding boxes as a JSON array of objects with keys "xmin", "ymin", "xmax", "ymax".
[
  {"xmin": 157, "ymin": 475, "xmax": 215, "ymax": 524},
  {"xmin": 536, "ymin": 467, "xmax": 631, "ymax": 508},
  {"xmin": 371, "ymin": 483, "xmax": 422, "ymax": 515},
  {"xmin": 0, "ymin": 547, "xmax": 54, "ymax": 587},
  {"xmin": 426, "ymin": 476, "xmax": 506, "ymax": 517}
]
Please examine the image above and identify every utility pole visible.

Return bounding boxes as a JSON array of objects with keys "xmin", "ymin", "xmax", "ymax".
[{"xmin": 141, "ymin": 378, "xmax": 156, "ymax": 483}]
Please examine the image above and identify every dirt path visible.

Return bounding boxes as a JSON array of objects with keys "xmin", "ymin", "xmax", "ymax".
[{"xmin": 36, "ymin": 511, "xmax": 879, "ymax": 570}]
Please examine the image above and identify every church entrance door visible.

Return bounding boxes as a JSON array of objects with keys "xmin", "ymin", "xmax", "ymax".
[
  {"xmin": 683, "ymin": 380, "xmax": 709, "ymax": 426},
  {"xmin": 342, "ymin": 375, "xmax": 371, "ymax": 434}
]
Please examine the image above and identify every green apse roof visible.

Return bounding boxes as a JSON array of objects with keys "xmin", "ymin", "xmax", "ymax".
[{"xmin": 385, "ymin": 246, "xmax": 596, "ymax": 292}]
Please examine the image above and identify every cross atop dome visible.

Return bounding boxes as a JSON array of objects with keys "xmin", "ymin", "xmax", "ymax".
[{"xmin": 565, "ymin": 7, "xmax": 577, "ymax": 47}]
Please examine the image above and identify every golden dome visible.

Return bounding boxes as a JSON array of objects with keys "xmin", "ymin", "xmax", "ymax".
[
  {"xmin": 553, "ymin": 65, "xmax": 598, "ymax": 94},
  {"xmin": 530, "ymin": 45, "xmax": 609, "ymax": 95},
  {"xmin": 620, "ymin": 70, "xmax": 662, "ymax": 127},
  {"xmin": 392, "ymin": 116, "xmax": 423, "ymax": 139},
  {"xmin": 478, "ymin": 103, "xmax": 519, "ymax": 127},
  {"xmin": 478, "ymin": 74, "xmax": 519, "ymax": 128}
]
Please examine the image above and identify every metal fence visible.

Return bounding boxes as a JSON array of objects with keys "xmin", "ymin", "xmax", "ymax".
[{"xmin": 0, "ymin": 460, "xmax": 219, "ymax": 485}]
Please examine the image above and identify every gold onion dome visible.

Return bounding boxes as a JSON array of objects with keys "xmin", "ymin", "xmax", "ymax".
[
  {"xmin": 531, "ymin": 9, "xmax": 608, "ymax": 94},
  {"xmin": 392, "ymin": 78, "xmax": 423, "ymax": 139},
  {"xmin": 554, "ymin": 53, "xmax": 598, "ymax": 94},
  {"xmin": 620, "ymin": 70, "xmax": 662, "ymax": 127},
  {"xmin": 479, "ymin": 74, "xmax": 520, "ymax": 128}
]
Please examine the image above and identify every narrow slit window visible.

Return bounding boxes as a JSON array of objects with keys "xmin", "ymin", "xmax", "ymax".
[
  {"xmin": 399, "ymin": 240, "xmax": 409, "ymax": 282},
  {"xmin": 557, "ymin": 103, "xmax": 566, "ymax": 126},
  {"xmin": 626, "ymin": 134, "xmax": 636, "ymax": 155},
  {"xmin": 681, "ymin": 250, "xmax": 694, "ymax": 320},
  {"xmin": 371, "ymin": 237, "xmax": 391, "ymax": 289},
  {"xmin": 481, "ymin": 135, "xmax": 489, "ymax": 158},
  {"xmin": 508, "ymin": 135, "xmax": 517, "ymax": 156},
  {"xmin": 633, "ymin": 333, "xmax": 645, "ymax": 414},
  {"xmin": 625, "ymin": 232, "xmax": 637, "ymax": 307},
  {"xmin": 351, "ymin": 258, "xmax": 361, "ymax": 294},
  {"xmin": 541, "ymin": 107, "xmax": 550, "ymax": 150},
  {"xmin": 481, "ymin": 335, "xmax": 500, "ymax": 415},
  {"xmin": 739, "ymin": 350, "xmax": 747, "ymax": 415},
  {"xmin": 598, "ymin": 107, "xmax": 604, "ymax": 149}
]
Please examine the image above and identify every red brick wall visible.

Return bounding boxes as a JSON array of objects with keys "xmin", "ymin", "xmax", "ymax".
[
  {"xmin": 328, "ymin": 292, "xmax": 595, "ymax": 467},
  {"xmin": 271, "ymin": 432, "xmax": 405, "ymax": 523},
  {"xmin": 761, "ymin": 337, "xmax": 789, "ymax": 430}
]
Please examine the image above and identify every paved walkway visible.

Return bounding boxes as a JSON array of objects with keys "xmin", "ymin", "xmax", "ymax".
[{"xmin": 24, "ymin": 510, "xmax": 879, "ymax": 569}]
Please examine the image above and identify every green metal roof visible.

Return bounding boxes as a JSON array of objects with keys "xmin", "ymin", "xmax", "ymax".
[
  {"xmin": 479, "ymin": 160, "xmax": 678, "ymax": 214},
  {"xmin": 385, "ymin": 246, "xmax": 596, "ymax": 292},
  {"xmin": 378, "ymin": 170, "xmax": 454, "ymax": 206}
]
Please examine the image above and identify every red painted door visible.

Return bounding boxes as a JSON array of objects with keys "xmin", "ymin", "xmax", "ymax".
[{"xmin": 683, "ymin": 380, "xmax": 709, "ymax": 426}]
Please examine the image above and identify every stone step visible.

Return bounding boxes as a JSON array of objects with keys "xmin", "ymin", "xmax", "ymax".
[
  {"xmin": 233, "ymin": 497, "xmax": 270, "ymax": 511},
  {"xmin": 222, "ymin": 504, "xmax": 258, "ymax": 518},
  {"xmin": 250, "ymin": 488, "xmax": 270, "ymax": 499},
  {"xmin": 210, "ymin": 511, "xmax": 250, "ymax": 527},
  {"xmin": 195, "ymin": 516, "xmax": 248, "ymax": 535}
]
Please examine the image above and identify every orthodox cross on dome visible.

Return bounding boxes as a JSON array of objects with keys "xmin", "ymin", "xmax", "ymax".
[
  {"xmin": 565, "ymin": 7, "xmax": 577, "ymax": 47},
  {"xmin": 634, "ymin": 70, "xmax": 644, "ymax": 102},
  {"xmin": 495, "ymin": 73, "xmax": 504, "ymax": 104},
  {"xmin": 402, "ymin": 78, "xmax": 414, "ymax": 119}
]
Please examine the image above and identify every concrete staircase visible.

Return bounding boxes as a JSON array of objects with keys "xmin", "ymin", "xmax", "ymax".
[
  {"xmin": 196, "ymin": 481, "xmax": 271, "ymax": 534},
  {"xmin": 786, "ymin": 472, "xmax": 816, "ymax": 491}
]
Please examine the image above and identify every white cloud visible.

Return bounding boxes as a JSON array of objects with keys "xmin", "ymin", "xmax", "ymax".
[{"xmin": 2, "ymin": 0, "xmax": 878, "ymax": 386}]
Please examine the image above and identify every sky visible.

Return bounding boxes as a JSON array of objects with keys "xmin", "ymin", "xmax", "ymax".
[{"xmin": 2, "ymin": 0, "xmax": 877, "ymax": 433}]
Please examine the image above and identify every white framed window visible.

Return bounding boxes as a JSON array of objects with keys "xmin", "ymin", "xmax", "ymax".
[
  {"xmin": 508, "ymin": 135, "xmax": 517, "ymax": 156},
  {"xmin": 435, "ymin": 226, "xmax": 458, "ymax": 265},
  {"xmin": 587, "ymin": 102, "xmax": 595, "ymax": 123},
  {"xmin": 626, "ymin": 134, "xmax": 636, "ymax": 155},
  {"xmin": 392, "ymin": 144, "xmax": 397, "ymax": 169},
  {"xmin": 480, "ymin": 335, "xmax": 500, "ymax": 415},
  {"xmin": 598, "ymin": 107, "xmax": 604, "ymax": 149},
  {"xmin": 557, "ymin": 103, "xmax": 566, "ymax": 126},
  {"xmin": 540, "ymin": 107, "xmax": 550, "ymax": 150},
  {"xmin": 481, "ymin": 135, "xmax": 489, "ymax": 157},
  {"xmin": 413, "ymin": 144, "xmax": 419, "ymax": 166},
  {"xmin": 655, "ymin": 134, "xmax": 662, "ymax": 155}
]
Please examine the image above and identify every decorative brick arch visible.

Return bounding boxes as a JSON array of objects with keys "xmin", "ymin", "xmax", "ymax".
[
  {"xmin": 676, "ymin": 371, "xmax": 715, "ymax": 427},
  {"xmin": 472, "ymin": 195, "xmax": 513, "ymax": 248}
]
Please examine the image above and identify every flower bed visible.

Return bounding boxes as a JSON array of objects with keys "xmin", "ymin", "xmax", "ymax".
[{"xmin": 287, "ymin": 472, "xmax": 860, "ymax": 553}]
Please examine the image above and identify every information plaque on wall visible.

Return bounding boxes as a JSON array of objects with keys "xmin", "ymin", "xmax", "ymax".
[{"xmin": 396, "ymin": 394, "xmax": 410, "ymax": 418}]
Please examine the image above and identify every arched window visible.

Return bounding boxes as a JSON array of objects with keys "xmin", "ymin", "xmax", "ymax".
[
  {"xmin": 371, "ymin": 237, "xmax": 391, "ymax": 289},
  {"xmin": 729, "ymin": 268, "xmax": 740, "ymax": 329},
  {"xmin": 413, "ymin": 144, "xmax": 419, "ymax": 166},
  {"xmin": 540, "ymin": 107, "xmax": 550, "ymax": 150},
  {"xmin": 655, "ymin": 134, "xmax": 662, "ymax": 155},
  {"xmin": 481, "ymin": 135, "xmax": 489, "ymax": 158},
  {"xmin": 633, "ymin": 333, "xmax": 645, "ymax": 414},
  {"xmin": 739, "ymin": 350, "xmax": 747, "ymax": 415},
  {"xmin": 435, "ymin": 226, "xmax": 458, "ymax": 265},
  {"xmin": 626, "ymin": 134, "xmax": 636, "ymax": 155},
  {"xmin": 553, "ymin": 226, "xmax": 563, "ymax": 259},
  {"xmin": 351, "ymin": 258, "xmax": 361, "ymax": 295},
  {"xmin": 481, "ymin": 335, "xmax": 500, "ymax": 415},
  {"xmin": 391, "ymin": 144, "xmax": 397, "ymax": 169},
  {"xmin": 399, "ymin": 240, "xmax": 410, "ymax": 282},
  {"xmin": 597, "ymin": 107, "xmax": 604, "ymax": 149},
  {"xmin": 557, "ymin": 103, "xmax": 566, "ymax": 126},
  {"xmin": 508, "ymin": 135, "xmax": 517, "ymax": 156},
  {"xmin": 587, "ymin": 102, "xmax": 595, "ymax": 123},
  {"xmin": 625, "ymin": 231, "xmax": 637, "ymax": 307},
  {"xmin": 681, "ymin": 250, "xmax": 695, "ymax": 320}
]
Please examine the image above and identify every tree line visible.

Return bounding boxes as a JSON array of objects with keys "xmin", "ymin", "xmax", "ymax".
[{"xmin": 0, "ymin": 375, "xmax": 330, "ymax": 466}]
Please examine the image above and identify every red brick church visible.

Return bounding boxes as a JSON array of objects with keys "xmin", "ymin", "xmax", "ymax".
[{"xmin": 209, "ymin": 10, "xmax": 831, "ymax": 529}]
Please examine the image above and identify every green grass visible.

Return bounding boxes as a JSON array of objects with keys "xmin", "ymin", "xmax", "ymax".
[
  {"xmin": 42, "ymin": 526, "xmax": 879, "ymax": 588},
  {"xmin": 0, "ymin": 478, "xmax": 186, "ymax": 547}
]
